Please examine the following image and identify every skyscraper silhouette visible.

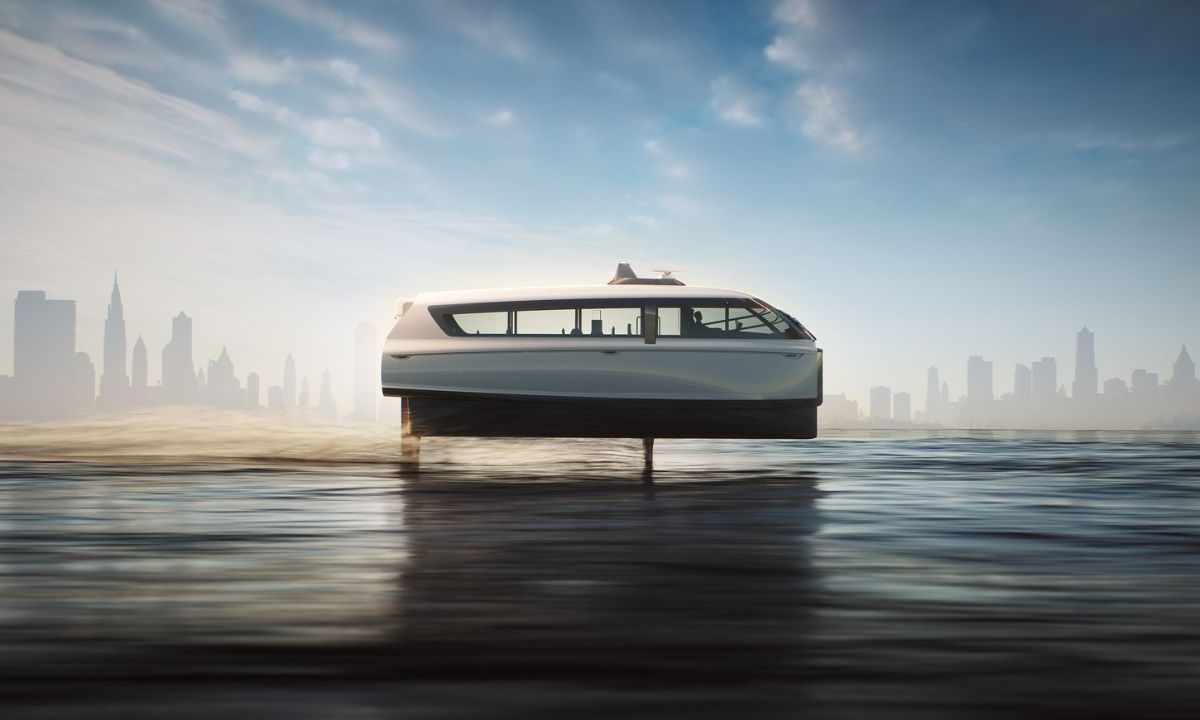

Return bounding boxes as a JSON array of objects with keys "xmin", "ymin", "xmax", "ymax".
[
  {"xmin": 966, "ymin": 356, "xmax": 993, "ymax": 405},
  {"xmin": 71, "ymin": 352, "xmax": 95, "ymax": 407},
  {"xmin": 298, "ymin": 376, "xmax": 309, "ymax": 408},
  {"xmin": 925, "ymin": 367, "xmax": 939, "ymax": 415},
  {"xmin": 162, "ymin": 311, "xmax": 196, "ymax": 403},
  {"xmin": 965, "ymin": 355, "xmax": 994, "ymax": 426},
  {"xmin": 1031, "ymin": 357, "xmax": 1057, "ymax": 400},
  {"xmin": 893, "ymin": 392, "xmax": 911, "ymax": 423},
  {"xmin": 13, "ymin": 290, "xmax": 78, "ymax": 415},
  {"xmin": 870, "ymin": 386, "xmax": 891, "ymax": 421},
  {"xmin": 131, "ymin": 336, "xmax": 147, "ymax": 404},
  {"xmin": 205, "ymin": 347, "xmax": 241, "ymax": 407},
  {"xmin": 246, "ymin": 372, "xmax": 261, "ymax": 408},
  {"xmin": 283, "ymin": 353, "xmax": 296, "ymax": 408},
  {"xmin": 1014, "ymin": 363, "xmax": 1031, "ymax": 401},
  {"xmin": 99, "ymin": 273, "xmax": 128, "ymax": 405},
  {"xmin": 1164, "ymin": 346, "xmax": 1199, "ymax": 416},
  {"xmin": 1168, "ymin": 346, "xmax": 1196, "ymax": 387},
  {"xmin": 318, "ymin": 370, "xmax": 337, "ymax": 419},
  {"xmin": 1073, "ymin": 327, "xmax": 1098, "ymax": 399}
]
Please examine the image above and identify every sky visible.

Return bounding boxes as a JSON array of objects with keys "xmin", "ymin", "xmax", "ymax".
[{"xmin": 1, "ymin": 0, "xmax": 1198, "ymax": 411}]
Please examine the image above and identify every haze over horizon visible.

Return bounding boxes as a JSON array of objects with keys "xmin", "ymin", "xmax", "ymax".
[{"xmin": 2, "ymin": 0, "xmax": 1198, "ymax": 411}]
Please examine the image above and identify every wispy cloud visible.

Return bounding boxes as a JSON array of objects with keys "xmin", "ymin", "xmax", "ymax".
[
  {"xmin": 642, "ymin": 139, "xmax": 691, "ymax": 180},
  {"xmin": 423, "ymin": 0, "xmax": 533, "ymax": 61},
  {"xmin": 148, "ymin": 0, "xmax": 229, "ymax": 44},
  {"xmin": 1063, "ymin": 130, "xmax": 1189, "ymax": 154},
  {"xmin": 773, "ymin": 0, "xmax": 819, "ymax": 28},
  {"xmin": 792, "ymin": 81, "xmax": 861, "ymax": 152},
  {"xmin": 763, "ymin": 34, "xmax": 809, "ymax": 71},
  {"xmin": 764, "ymin": 0, "xmax": 817, "ymax": 71},
  {"xmin": 484, "ymin": 109, "xmax": 516, "ymax": 126},
  {"xmin": 255, "ymin": 0, "xmax": 401, "ymax": 55},
  {"xmin": 763, "ymin": 0, "xmax": 862, "ymax": 152},
  {"xmin": 312, "ymin": 58, "xmax": 450, "ymax": 138},
  {"xmin": 229, "ymin": 51, "xmax": 294, "ymax": 84},
  {"xmin": 710, "ymin": 75, "xmax": 764, "ymax": 128},
  {"xmin": 306, "ymin": 149, "xmax": 350, "ymax": 171},
  {"xmin": 230, "ymin": 89, "xmax": 383, "ymax": 151}
]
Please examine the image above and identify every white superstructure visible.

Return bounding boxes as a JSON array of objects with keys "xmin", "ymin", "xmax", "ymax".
[{"xmin": 382, "ymin": 281, "xmax": 820, "ymax": 402}]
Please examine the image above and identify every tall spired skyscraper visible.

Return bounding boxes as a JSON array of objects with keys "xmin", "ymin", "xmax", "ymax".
[
  {"xmin": 99, "ymin": 273, "xmax": 128, "ymax": 404},
  {"xmin": 1073, "ymin": 326, "xmax": 1098, "ymax": 399}
]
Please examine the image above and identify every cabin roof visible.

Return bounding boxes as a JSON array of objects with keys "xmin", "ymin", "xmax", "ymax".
[{"xmin": 414, "ymin": 284, "xmax": 753, "ymax": 306}]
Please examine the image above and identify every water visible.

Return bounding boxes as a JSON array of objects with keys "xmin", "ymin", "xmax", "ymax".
[{"xmin": 1, "ymin": 414, "xmax": 1198, "ymax": 718}]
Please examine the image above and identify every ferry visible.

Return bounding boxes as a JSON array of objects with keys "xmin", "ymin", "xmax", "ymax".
[{"xmin": 381, "ymin": 264, "xmax": 822, "ymax": 444}]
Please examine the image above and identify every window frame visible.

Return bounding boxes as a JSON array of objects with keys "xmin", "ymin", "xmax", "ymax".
[{"xmin": 430, "ymin": 298, "xmax": 811, "ymax": 340}]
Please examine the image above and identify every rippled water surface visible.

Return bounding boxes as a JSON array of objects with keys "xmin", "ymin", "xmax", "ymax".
[{"xmin": 1, "ymin": 416, "xmax": 1198, "ymax": 718}]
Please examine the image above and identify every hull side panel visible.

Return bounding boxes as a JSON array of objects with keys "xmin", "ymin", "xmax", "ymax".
[
  {"xmin": 394, "ymin": 392, "xmax": 818, "ymax": 439},
  {"xmin": 382, "ymin": 349, "xmax": 821, "ymax": 401}
]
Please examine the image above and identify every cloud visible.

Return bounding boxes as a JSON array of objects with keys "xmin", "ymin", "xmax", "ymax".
[
  {"xmin": 763, "ymin": 35, "xmax": 809, "ymax": 71},
  {"xmin": 255, "ymin": 0, "xmax": 400, "ymax": 55},
  {"xmin": 148, "ymin": 0, "xmax": 230, "ymax": 46},
  {"xmin": 773, "ymin": 0, "xmax": 819, "ymax": 27},
  {"xmin": 792, "ymin": 81, "xmax": 861, "ymax": 152},
  {"xmin": 628, "ymin": 215, "xmax": 663, "ymax": 229},
  {"xmin": 312, "ymin": 58, "xmax": 449, "ymax": 138},
  {"xmin": 762, "ymin": 0, "xmax": 862, "ymax": 152},
  {"xmin": 229, "ymin": 89, "xmax": 271, "ymax": 113},
  {"xmin": 231, "ymin": 89, "xmax": 382, "ymax": 150},
  {"xmin": 1063, "ymin": 130, "xmax": 1189, "ymax": 153},
  {"xmin": 641, "ymin": 138, "xmax": 690, "ymax": 179},
  {"xmin": 308, "ymin": 118, "xmax": 381, "ymax": 150},
  {"xmin": 0, "ymin": 29, "xmax": 271, "ymax": 169},
  {"xmin": 423, "ymin": 0, "xmax": 533, "ymax": 61},
  {"xmin": 484, "ymin": 109, "xmax": 515, "ymax": 126},
  {"xmin": 229, "ymin": 52, "xmax": 294, "ymax": 84},
  {"xmin": 764, "ymin": 0, "xmax": 818, "ymax": 71},
  {"xmin": 710, "ymin": 76, "xmax": 764, "ymax": 127}
]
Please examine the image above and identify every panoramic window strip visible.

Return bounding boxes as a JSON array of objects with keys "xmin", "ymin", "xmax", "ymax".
[{"xmin": 434, "ymin": 299, "xmax": 809, "ymax": 340}]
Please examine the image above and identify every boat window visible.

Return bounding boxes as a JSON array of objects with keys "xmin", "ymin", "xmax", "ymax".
[
  {"xmin": 515, "ymin": 308, "xmax": 575, "ymax": 335},
  {"xmin": 657, "ymin": 307, "xmax": 682, "ymax": 336},
  {"xmin": 587, "ymin": 307, "xmax": 641, "ymax": 336},
  {"xmin": 439, "ymin": 303, "xmax": 645, "ymax": 337},
  {"xmin": 451, "ymin": 311, "xmax": 508, "ymax": 335},
  {"xmin": 656, "ymin": 300, "xmax": 802, "ymax": 339},
  {"xmin": 434, "ymin": 299, "xmax": 808, "ymax": 339}
]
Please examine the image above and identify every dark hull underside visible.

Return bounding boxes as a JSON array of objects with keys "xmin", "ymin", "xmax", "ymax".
[{"xmin": 385, "ymin": 390, "xmax": 819, "ymax": 439}]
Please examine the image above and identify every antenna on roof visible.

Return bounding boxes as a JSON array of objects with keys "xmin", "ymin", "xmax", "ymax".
[
  {"xmin": 608, "ymin": 262, "xmax": 686, "ymax": 286},
  {"xmin": 651, "ymin": 268, "xmax": 683, "ymax": 280}
]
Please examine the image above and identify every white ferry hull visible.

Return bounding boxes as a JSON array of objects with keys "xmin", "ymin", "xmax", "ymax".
[{"xmin": 381, "ymin": 347, "xmax": 821, "ymax": 402}]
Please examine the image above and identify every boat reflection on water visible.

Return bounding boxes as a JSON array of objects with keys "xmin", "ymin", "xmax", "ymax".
[{"xmin": 390, "ymin": 465, "xmax": 823, "ymax": 697}]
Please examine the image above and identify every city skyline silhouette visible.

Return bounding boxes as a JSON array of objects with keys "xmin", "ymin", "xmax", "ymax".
[{"xmin": 2, "ymin": 271, "xmax": 1197, "ymax": 429}]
